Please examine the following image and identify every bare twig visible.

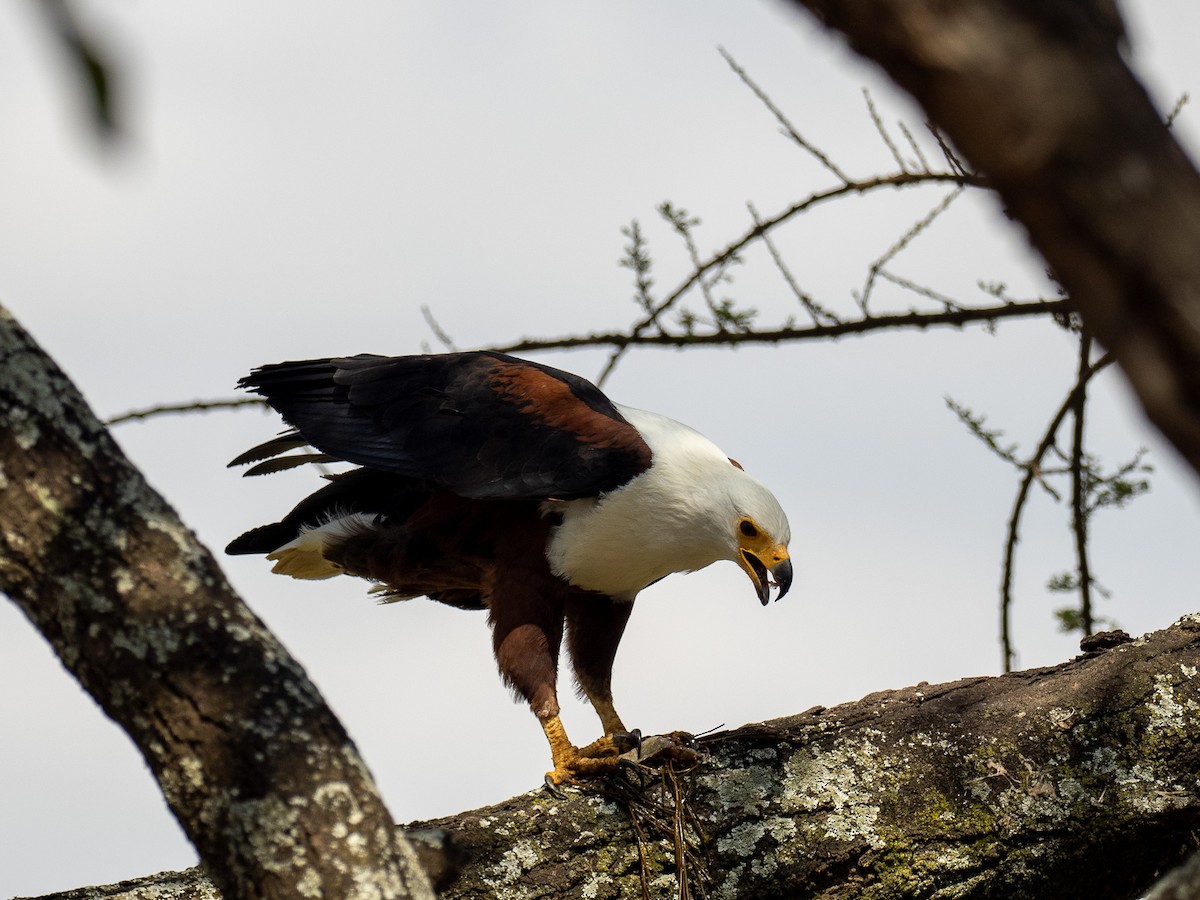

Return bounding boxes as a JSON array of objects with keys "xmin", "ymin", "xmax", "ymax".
[
  {"xmin": 596, "ymin": 348, "xmax": 630, "ymax": 388},
  {"xmin": 748, "ymin": 201, "xmax": 841, "ymax": 325},
  {"xmin": 420, "ymin": 304, "xmax": 459, "ymax": 351},
  {"xmin": 628, "ymin": 801, "xmax": 653, "ymax": 900},
  {"xmin": 495, "ymin": 299, "xmax": 1068, "ymax": 357},
  {"xmin": 672, "ymin": 767, "xmax": 691, "ymax": 900},
  {"xmin": 620, "ymin": 220, "xmax": 658, "ymax": 318},
  {"xmin": 659, "ymin": 203, "xmax": 727, "ymax": 328},
  {"xmin": 719, "ymin": 47, "xmax": 851, "ymax": 184},
  {"xmin": 863, "ymin": 88, "xmax": 907, "ymax": 172},
  {"xmin": 629, "ymin": 172, "xmax": 974, "ymax": 340},
  {"xmin": 1071, "ymin": 330, "xmax": 1095, "ymax": 636},
  {"xmin": 876, "ymin": 269, "xmax": 963, "ymax": 312},
  {"xmin": 600, "ymin": 220, "xmax": 662, "ymax": 384},
  {"xmin": 106, "ymin": 396, "xmax": 266, "ymax": 426},
  {"xmin": 1165, "ymin": 92, "xmax": 1190, "ymax": 128},
  {"xmin": 944, "ymin": 398, "xmax": 1021, "ymax": 467},
  {"xmin": 927, "ymin": 124, "xmax": 969, "ymax": 178},
  {"xmin": 858, "ymin": 187, "xmax": 964, "ymax": 312},
  {"xmin": 596, "ymin": 170, "xmax": 970, "ymax": 384},
  {"xmin": 999, "ymin": 351, "xmax": 1114, "ymax": 671},
  {"xmin": 898, "ymin": 120, "xmax": 932, "ymax": 173}
]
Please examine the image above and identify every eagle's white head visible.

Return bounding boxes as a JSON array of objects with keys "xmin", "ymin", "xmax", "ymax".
[{"xmin": 545, "ymin": 405, "xmax": 792, "ymax": 602}]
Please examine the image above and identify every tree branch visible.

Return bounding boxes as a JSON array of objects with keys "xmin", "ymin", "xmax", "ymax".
[
  {"xmin": 104, "ymin": 396, "xmax": 265, "ymax": 426},
  {"xmin": 788, "ymin": 0, "xmax": 1200, "ymax": 480},
  {"xmin": 1071, "ymin": 330, "xmax": 1095, "ymax": 636},
  {"xmin": 1000, "ymin": 351, "xmax": 1113, "ymax": 671},
  {"xmin": 0, "ymin": 305, "xmax": 434, "ymax": 899},
  {"xmin": 35, "ymin": 616, "xmax": 1200, "ymax": 899},
  {"xmin": 626, "ymin": 171, "xmax": 974, "ymax": 338},
  {"xmin": 718, "ymin": 47, "xmax": 851, "ymax": 184},
  {"xmin": 495, "ymin": 299, "xmax": 1068, "ymax": 355}
]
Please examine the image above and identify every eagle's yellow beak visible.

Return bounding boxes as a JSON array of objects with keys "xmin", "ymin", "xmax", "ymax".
[{"xmin": 735, "ymin": 521, "xmax": 792, "ymax": 605}]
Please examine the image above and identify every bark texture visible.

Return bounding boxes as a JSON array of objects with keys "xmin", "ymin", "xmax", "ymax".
[
  {"xmin": 784, "ymin": 0, "xmax": 1200, "ymax": 480},
  {"xmin": 28, "ymin": 616, "xmax": 1200, "ymax": 900},
  {"xmin": 0, "ymin": 305, "xmax": 434, "ymax": 899}
]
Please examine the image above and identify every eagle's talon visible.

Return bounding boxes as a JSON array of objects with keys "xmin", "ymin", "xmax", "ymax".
[
  {"xmin": 612, "ymin": 729, "xmax": 642, "ymax": 755},
  {"xmin": 543, "ymin": 773, "xmax": 571, "ymax": 797},
  {"xmin": 578, "ymin": 732, "xmax": 634, "ymax": 760},
  {"xmin": 544, "ymin": 752, "xmax": 622, "ymax": 791}
]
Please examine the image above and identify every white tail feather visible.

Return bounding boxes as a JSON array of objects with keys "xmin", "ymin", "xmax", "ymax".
[{"xmin": 266, "ymin": 513, "xmax": 376, "ymax": 580}]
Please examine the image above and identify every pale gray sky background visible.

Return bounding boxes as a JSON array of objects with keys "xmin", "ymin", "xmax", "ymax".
[{"xmin": 2, "ymin": 2, "xmax": 1199, "ymax": 896}]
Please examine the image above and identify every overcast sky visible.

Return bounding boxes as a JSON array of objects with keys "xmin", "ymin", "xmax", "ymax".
[{"xmin": 3, "ymin": 2, "xmax": 1200, "ymax": 896}]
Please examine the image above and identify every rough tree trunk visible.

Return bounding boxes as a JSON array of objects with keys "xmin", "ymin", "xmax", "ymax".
[
  {"xmin": 785, "ymin": 0, "xmax": 1200, "ymax": 481},
  {"xmin": 25, "ymin": 616, "xmax": 1200, "ymax": 900},
  {"xmin": 0, "ymin": 306, "xmax": 434, "ymax": 899}
]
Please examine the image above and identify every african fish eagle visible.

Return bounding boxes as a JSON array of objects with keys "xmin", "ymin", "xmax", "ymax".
[{"xmin": 226, "ymin": 351, "xmax": 792, "ymax": 785}]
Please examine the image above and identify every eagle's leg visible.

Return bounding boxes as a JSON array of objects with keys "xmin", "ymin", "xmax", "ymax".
[
  {"xmin": 539, "ymin": 714, "xmax": 582, "ymax": 786},
  {"xmin": 488, "ymin": 586, "xmax": 600, "ymax": 784},
  {"xmin": 565, "ymin": 593, "xmax": 637, "ymax": 756}
]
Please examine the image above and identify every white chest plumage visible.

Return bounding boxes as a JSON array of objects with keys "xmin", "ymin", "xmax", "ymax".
[{"xmin": 544, "ymin": 406, "xmax": 762, "ymax": 598}]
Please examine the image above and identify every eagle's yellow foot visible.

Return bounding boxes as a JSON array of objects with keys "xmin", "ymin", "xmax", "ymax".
[
  {"xmin": 578, "ymin": 728, "xmax": 641, "ymax": 759},
  {"xmin": 543, "ymin": 753, "xmax": 624, "ymax": 791},
  {"xmin": 541, "ymin": 715, "xmax": 628, "ymax": 792}
]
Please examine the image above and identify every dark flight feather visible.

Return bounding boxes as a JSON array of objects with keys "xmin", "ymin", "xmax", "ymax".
[
  {"xmin": 226, "ymin": 468, "xmax": 426, "ymax": 555},
  {"xmin": 226, "ymin": 431, "xmax": 311, "ymax": 468},
  {"xmin": 232, "ymin": 351, "xmax": 653, "ymax": 500},
  {"xmin": 241, "ymin": 453, "xmax": 340, "ymax": 477}
]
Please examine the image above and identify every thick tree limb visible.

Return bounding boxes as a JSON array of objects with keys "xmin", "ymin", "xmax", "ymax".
[
  {"xmin": 33, "ymin": 616, "xmax": 1200, "ymax": 900},
  {"xmin": 0, "ymin": 305, "xmax": 434, "ymax": 899},
  {"xmin": 785, "ymin": 0, "xmax": 1200, "ymax": 480}
]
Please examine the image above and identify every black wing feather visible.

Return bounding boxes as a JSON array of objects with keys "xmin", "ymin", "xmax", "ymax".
[
  {"xmin": 242, "ymin": 453, "xmax": 340, "ymax": 477},
  {"xmin": 225, "ymin": 468, "xmax": 425, "ymax": 554},
  {"xmin": 226, "ymin": 432, "xmax": 311, "ymax": 467},
  {"xmin": 230, "ymin": 351, "xmax": 652, "ymax": 500}
]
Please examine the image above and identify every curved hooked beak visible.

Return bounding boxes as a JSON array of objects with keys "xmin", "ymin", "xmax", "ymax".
[{"xmin": 738, "ymin": 547, "xmax": 793, "ymax": 606}]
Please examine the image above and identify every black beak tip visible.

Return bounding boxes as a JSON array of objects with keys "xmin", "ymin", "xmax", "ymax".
[
  {"xmin": 772, "ymin": 558, "xmax": 794, "ymax": 603},
  {"xmin": 744, "ymin": 551, "xmax": 772, "ymax": 606},
  {"xmin": 745, "ymin": 552, "xmax": 792, "ymax": 605}
]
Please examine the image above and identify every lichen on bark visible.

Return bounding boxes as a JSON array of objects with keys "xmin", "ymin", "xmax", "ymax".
[{"xmin": 0, "ymin": 305, "xmax": 434, "ymax": 900}]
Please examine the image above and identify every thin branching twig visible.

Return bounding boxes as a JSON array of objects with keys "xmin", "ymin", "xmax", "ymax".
[
  {"xmin": 719, "ymin": 47, "xmax": 851, "ymax": 184},
  {"xmin": 1070, "ymin": 330, "xmax": 1095, "ymax": 636},
  {"xmin": 593, "ymin": 170, "xmax": 973, "ymax": 384},
  {"xmin": 857, "ymin": 187, "xmax": 964, "ymax": 312},
  {"xmin": 998, "ymin": 351, "xmax": 1114, "ymax": 671},
  {"xmin": 898, "ymin": 120, "xmax": 932, "ymax": 173},
  {"xmin": 496, "ymin": 299, "xmax": 1067, "ymax": 356},
  {"xmin": 420, "ymin": 304, "xmax": 458, "ymax": 352},
  {"xmin": 927, "ymin": 124, "xmax": 970, "ymax": 178},
  {"xmin": 748, "ymin": 201, "xmax": 841, "ymax": 326},
  {"xmin": 876, "ymin": 269, "xmax": 963, "ymax": 312},
  {"xmin": 106, "ymin": 397, "xmax": 265, "ymax": 426},
  {"xmin": 863, "ymin": 88, "xmax": 907, "ymax": 172},
  {"xmin": 1166, "ymin": 92, "xmax": 1190, "ymax": 128}
]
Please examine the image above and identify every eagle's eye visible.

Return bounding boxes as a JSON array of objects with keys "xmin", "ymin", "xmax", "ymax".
[{"xmin": 739, "ymin": 519, "xmax": 759, "ymax": 538}]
